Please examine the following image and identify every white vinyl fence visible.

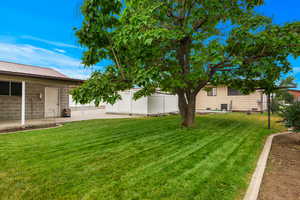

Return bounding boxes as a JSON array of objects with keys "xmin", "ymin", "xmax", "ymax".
[
  {"xmin": 69, "ymin": 95, "xmax": 98, "ymax": 110},
  {"xmin": 105, "ymin": 90, "xmax": 178, "ymax": 115}
]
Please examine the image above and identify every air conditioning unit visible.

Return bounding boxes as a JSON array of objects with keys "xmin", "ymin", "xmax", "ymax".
[{"xmin": 221, "ymin": 104, "xmax": 228, "ymax": 111}]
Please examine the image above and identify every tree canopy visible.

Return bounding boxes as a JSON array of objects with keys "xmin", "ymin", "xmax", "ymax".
[{"xmin": 72, "ymin": 0, "xmax": 300, "ymax": 127}]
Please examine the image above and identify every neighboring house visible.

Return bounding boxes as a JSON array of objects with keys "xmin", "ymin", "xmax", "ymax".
[
  {"xmin": 196, "ymin": 86, "xmax": 267, "ymax": 112},
  {"xmin": 106, "ymin": 89, "xmax": 178, "ymax": 115},
  {"xmin": 288, "ymin": 89, "xmax": 300, "ymax": 102},
  {"xmin": 0, "ymin": 61, "xmax": 82, "ymax": 125}
]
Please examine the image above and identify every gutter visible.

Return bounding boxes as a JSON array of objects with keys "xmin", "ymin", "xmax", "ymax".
[{"xmin": 0, "ymin": 70, "xmax": 84, "ymax": 83}]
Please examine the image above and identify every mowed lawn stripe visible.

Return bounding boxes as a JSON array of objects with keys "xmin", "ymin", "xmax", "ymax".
[
  {"xmin": 25, "ymin": 117, "xmax": 225, "ymax": 172},
  {"xmin": 70, "ymin": 117, "xmax": 233, "ymax": 188},
  {"xmin": 0, "ymin": 118, "xmax": 179, "ymax": 167},
  {"xmin": 121, "ymin": 122, "xmax": 243, "ymax": 189},
  {"xmin": 120, "ymin": 122, "xmax": 234, "ymax": 181},
  {"xmin": 90, "ymin": 120, "xmax": 236, "ymax": 196},
  {"xmin": 189, "ymin": 128, "xmax": 258, "ymax": 200},
  {"xmin": 121, "ymin": 123, "xmax": 249, "ymax": 199},
  {"xmin": 192, "ymin": 126, "xmax": 270, "ymax": 200},
  {"xmin": 0, "ymin": 113, "xmax": 283, "ymax": 200},
  {"xmin": 77, "ymin": 118, "xmax": 243, "ymax": 199}
]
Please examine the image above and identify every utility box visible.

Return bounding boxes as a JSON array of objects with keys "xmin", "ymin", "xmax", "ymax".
[{"xmin": 221, "ymin": 104, "xmax": 228, "ymax": 111}]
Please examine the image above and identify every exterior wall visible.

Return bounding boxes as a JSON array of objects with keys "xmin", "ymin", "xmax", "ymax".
[
  {"xmin": 196, "ymin": 86, "xmax": 267, "ymax": 112},
  {"xmin": 26, "ymin": 83, "xmax": 45, "ymax": 120},
  {"xmin": 60, "ymin": 87, "xmax": 69, "ymax": 113},
  {"xmin": 0, "ymin": 81, "xmax": 70, "ymax": 120},
  {"xmin": 0, "ymin": 83, "xmax": 45, "ymax": 120},
  {"xmin": 0, "ymin": 96, "xmax": 21, "ymax": 120}
]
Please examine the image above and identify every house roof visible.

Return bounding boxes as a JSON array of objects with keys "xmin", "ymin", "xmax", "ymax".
[
  {"xmin": 0, "ymin": 61, "xmax": 83, "ymax": 83},
  {"xmin": 288, "ymin": 89, "xmax": 300, "ymax": 97}
]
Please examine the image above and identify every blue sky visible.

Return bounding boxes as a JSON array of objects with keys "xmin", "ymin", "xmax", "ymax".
[{"xmin": 0, "ymin": 0, "xmax": 299, "ymax": 83}]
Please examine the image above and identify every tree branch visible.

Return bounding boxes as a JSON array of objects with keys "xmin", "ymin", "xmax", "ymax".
[
  {"xmin": 193, "ymin": 19, "xmax": 208, "ymax": 31},
  {"xmin": 111, "ymin": 47, "xmax": 126, "ymax": 80},
  {"xmin": 167, "ymin": 9, "xmax": 185, "ymax": 20},
  {"xmin": 185, "ymin": 0, "xmax": 196, "ymax": 26}
]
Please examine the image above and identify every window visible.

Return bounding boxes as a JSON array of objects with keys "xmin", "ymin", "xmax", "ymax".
[
  {"xmin": 207, "ymin": 87, "xmax": 217, "ymax": 96},
  {"xmin": 11, "ymin": 82, "xmax": 22, "ymax": 96},
  {"xmin": 0, "ymin": 81, "xmax": 22, "ymax": 96},
  {"xmin": 0, "ymin": 81, "xmax": 9, "ymax": 95},
  {"xmin": 228, "ymin": 87, "xmax": 243, "ymax": 96}
]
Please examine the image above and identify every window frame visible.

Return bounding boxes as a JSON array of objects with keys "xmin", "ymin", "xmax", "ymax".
[
  {"xmin": 227, "ymin": 87, "xmax": 243, "ymax": 96},
  {"xmin": 0, "ymin": 81, "xmax": 10, "ymax": 96},
  {"xmin": 207, "ymin": 87, "xmax": 217, "ymax": 96},
  {"xmin": 11, "ymin": 82, "xmax": 22, "ymax": 96},
  {"xmin": 0, "ymin": 81, "xmax": 22, "ymax": 97}
]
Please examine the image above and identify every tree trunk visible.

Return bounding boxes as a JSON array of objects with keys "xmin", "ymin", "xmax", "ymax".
[
  {"xmin": 178, "ymin": 92, "xmax": 196, "ymax": 127},
  {"xmin": 181, "ymin": 102, "xmax": 196, "ymax": 127}
]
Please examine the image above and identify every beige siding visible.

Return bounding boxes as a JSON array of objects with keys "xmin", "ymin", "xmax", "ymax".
[{"xmin": 196, "ymin": 86, "xmax": 267, "ymax": 112}]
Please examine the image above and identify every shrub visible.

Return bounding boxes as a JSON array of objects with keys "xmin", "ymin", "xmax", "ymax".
[
  {"xmin": 279, "ymin": 102, "xmax": 300, "ymax": 131},
  {"xmin": 271, "ymin": 99, "xmax": 281, "ymax": 113}
]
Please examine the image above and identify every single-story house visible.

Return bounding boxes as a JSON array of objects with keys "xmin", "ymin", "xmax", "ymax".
[
  {"xmin": 105, "ymin": 89, "xmax": 178, "ymax": 115},
  {"xmin": 196, "ymin": 86, "xmax": 268, "ymax": 112},
  {"xmin": 288, "ymin": 89, "xmax": 300, "ymax": 102},
  {"xmin": 0, "ymin": 61, "xmax": 82, "ymax": 126}
]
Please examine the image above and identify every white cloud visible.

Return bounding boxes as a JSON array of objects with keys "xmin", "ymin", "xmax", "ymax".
[
  {"xmin": 290, "ymin": 57, "xmax": 300, "ymax": 74},
  {"xmin": 54, "ymin": 48, "xmax": 66, "ymax": 53},
  {"xmin": 293, "ymin": 67, "xmax": 300, "ymax": 74},
  {"xmin": 0, "ymin": 42, "xmax": 93, "ymax": 79},
  {"xmin": 21, "ymin": 35, "xmax": 81, "ymax": 49},
  {"xmin": 54, "ymin": 68, "xmax": 91, "ymax": 80}
]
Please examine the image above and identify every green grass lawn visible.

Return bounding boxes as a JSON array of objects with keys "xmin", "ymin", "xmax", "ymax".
[{"xmin": 0, "ymin": 113, "xmax": 284, "ymax": 200}]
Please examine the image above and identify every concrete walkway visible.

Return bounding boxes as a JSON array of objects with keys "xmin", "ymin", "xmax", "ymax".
[{"xmin": 0, "ymin": 109, "xmax": 135, "ymax": 132}]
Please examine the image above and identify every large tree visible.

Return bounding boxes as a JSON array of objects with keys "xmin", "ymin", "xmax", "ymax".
[{"xmin": 72, "ymin": 0, "xmax": 300, "ymax": 127}]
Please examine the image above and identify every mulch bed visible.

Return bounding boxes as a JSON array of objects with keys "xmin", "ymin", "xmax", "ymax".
[
  {"xmin": 0, "ymin": 124, "xmax": 59, "ymax": 134},
  {"xmin": 258, "ymin": 133, "xmax": 300, "ymax": 200}
]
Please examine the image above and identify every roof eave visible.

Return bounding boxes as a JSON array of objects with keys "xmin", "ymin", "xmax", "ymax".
[{"xmin": 0, "ymin": 70, "xmax": 84, "ymax": 84}]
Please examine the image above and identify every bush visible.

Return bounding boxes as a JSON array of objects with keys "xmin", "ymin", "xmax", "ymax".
[
  {"xmin": 279, "ymin": 102, "xmax": 300, "ymax": 131},
  {"xmin": 271, "ymin": 99, "xmax": 281, "ymax": 113}
]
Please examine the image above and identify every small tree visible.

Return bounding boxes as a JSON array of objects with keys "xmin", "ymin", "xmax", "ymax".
[
  {"xmin": 280, "ymin": 102, "xmax": 300, "ymax": 132},
  {"xmin": 72, "ymin": 0, "xmax": 300, "ymax": 127},
  {"xmin": 274, "ymin": 76, "xmax": 296, "ymax": 103},
  {"xmin": 270, "ymin": 76, "xmax": 296, "ymax": 113}
]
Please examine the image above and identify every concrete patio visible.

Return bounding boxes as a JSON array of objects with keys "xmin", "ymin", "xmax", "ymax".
[{"xmin": 0, "ymin": 109, "xmax": 135, "ymax": 133}]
